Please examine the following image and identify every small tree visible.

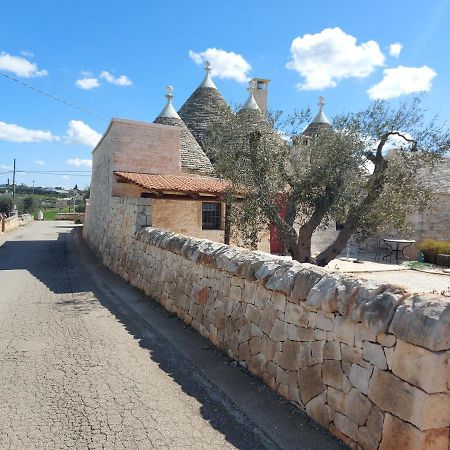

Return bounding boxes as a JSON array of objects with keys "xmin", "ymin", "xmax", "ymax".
[
  {"xmin": 205, "ymin": 96, "xmax": 450, "ymax": 266},
  {"xmin": 21, "ymin": 196, "xmax": 37, "ymax": 214},
  {"xmin": 0, "ymin": 195, "xmax": 14, "ymax": 216}
]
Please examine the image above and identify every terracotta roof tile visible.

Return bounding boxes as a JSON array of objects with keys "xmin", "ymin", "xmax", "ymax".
[{"xmin": 115, "ymin": 171, "xmax": 230, "ymax": 196}]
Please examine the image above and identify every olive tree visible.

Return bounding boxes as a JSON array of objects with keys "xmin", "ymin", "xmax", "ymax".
[
  {"xmin": 21, "ymin": 196, "xmax": 37, "ymax": 214},
  {"xmin": 205, "ymin": 97, "xmax": 450, "ymax": 266},
  {"xmin": 0, "ymin": 194, "xmax": 14, "ymax": 216}
]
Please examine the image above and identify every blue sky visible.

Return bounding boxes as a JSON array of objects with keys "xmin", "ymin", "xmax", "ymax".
[{"xmin": 1, "ymin": 0, "xmax": 449, "ymax": 188}]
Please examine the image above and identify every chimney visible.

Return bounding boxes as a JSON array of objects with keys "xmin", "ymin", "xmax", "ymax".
[{"xmin": 249, "ymin": 78, "xmax": 270, "ymax": 117}]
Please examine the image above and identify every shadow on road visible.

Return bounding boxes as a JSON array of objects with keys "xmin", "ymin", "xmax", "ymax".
[
  {"xmin": 0, "ymin": 225, "xmax": 347, "ymax": 450},
  {"xmin": 0, "ymin": 233, "xmax": 88, "ymax": 294}
]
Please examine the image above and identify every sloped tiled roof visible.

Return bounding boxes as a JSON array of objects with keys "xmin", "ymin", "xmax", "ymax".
[
  {"xmin": 114, "ymin": 171, "xmax": 230, "ymax": 195},
  {"xmin": 178, "ymin": 68, "xmax": 230, "ymax": 148}
]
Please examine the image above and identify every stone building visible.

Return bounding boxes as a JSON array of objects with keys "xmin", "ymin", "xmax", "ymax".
[
  {"xmin": 409, "ymin": 157, "xmax": 450, "ymax": 242},
  {"xmin": 83, "ymin": 63, "xmax": 272, "ymax": 252}
]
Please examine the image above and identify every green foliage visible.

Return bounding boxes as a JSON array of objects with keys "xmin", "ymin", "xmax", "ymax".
[
  {"xmin": 205, "ymin": 96, "xmax": 450, "ymax": 266},
  {"xmin": 75, "ymin": 204, "xmax": 86, "ymax": 213},
  {"xmin": 20, "ymin": 196, "xmax": 37, "ymax": 214},
  {"xmin": 404, "ymin": 261, "xmax": 435, "ymax": 271},
  {"xmin": 417, "ymin": 239, "xmax": 450, "ymax": 255},
  {"xmin": 0, "ymin": 195, "xmax": 14, "ymax": 215}
]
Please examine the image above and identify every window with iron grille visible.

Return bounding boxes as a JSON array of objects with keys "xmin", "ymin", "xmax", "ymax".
[{"xmin": 202, "ymin": 202, "xmax": 221, "ymax": 230}]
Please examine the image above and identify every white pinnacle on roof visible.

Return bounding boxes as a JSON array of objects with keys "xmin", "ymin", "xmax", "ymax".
[
  {"xmin": 156, "ymin": 85, "xmax": 180, "ymax": 119},
  {"xmin": 199, "ymin": 61, "xmax": 217, "ymax": 89},
  {"xmin": 242, "ymin": 80, "xmax": 260, "ymax": 110},
  {"xmin": 311, "ymin": 96, "xmax": 330, "ymax": 124}
]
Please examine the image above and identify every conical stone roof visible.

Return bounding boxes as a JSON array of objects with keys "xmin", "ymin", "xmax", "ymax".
[
  {"xmin": 237, "ymin": 85, "xmax": 286, "ymax": 149},
  {"xmin": 178, "ymin": 62, "xmax": 230, "ymax": 149},
  {"xmin": 238, "ymin": 89, "xmax": 267, "ymax": 128},
  {"xmin": 154, "ymin": 86, "xmax": 213, "ymax": 175},
  {"xmin": 303, "ymin": 96, "xmax": 332, "ymax": 137}
]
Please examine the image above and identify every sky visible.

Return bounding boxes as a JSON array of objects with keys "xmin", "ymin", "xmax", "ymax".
[{"xmin": 1, "ymin": 0, "xmax": 449, "ymax": 189}]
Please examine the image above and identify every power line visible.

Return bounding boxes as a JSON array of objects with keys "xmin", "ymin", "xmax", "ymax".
[
  {"xmin": 1, "ymin": 169, "xmax": 92, "ymax": 177},
  {"xmin": 17, "ymin": 170, "xmax": 92, "ymax": 173},
  {"xmin": 1, "ymin": 170, "xmax": 91, "ymax": 173},
  {"xmin": 0, "ymin": 72, "xmax": 108, "ymax": 121}
]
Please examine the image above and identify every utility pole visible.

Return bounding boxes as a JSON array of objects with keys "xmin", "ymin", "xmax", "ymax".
[{"xmin": 12, "ymin": 159, "xmax": 16, "ymax": 203}]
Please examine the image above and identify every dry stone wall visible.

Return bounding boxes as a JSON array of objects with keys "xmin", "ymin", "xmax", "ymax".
[
  {"xmin": 2, "ymin": 215, "xmax": 19, "ymax": 232},
  {"xmin": 84, "ymin": 200, "xmax": 450, "ymax": 450}
]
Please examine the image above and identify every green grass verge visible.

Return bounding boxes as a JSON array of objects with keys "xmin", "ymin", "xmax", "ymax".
[{"xmin": 34, "ymin": 208, "xmax": 73, "ymax": 221}]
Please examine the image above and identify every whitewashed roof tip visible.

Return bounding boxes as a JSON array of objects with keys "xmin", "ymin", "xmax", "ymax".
[
  {"xmin": 157, "ymin": 85, "xmax": 180, "ymax": 119},
  {"xmin": 311, "ymin": 96, "xmax": 330, "ymax": 124},
  {"xmin": 199, "ymin": 61, "xmax": 217, "ymax": 89},
  {"xmin": 242, "ymin": 80, "xmax": 260, "ymax": 110}
]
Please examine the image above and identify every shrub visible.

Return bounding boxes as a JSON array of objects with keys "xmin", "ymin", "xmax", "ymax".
[
  {"xmin": 75, "ymin": 204, "xmax": 86, "ymax": 213},
  {"xmin": 20, "ymin": 196, "xmax": 37, "ymax": 214},
  {"xmin": 417, "ymin": 239, "xmax": 450, "ymax": 255},
  {"xmin": 0, "ymin": 195, "xmax": 14, "ymax": 215}
]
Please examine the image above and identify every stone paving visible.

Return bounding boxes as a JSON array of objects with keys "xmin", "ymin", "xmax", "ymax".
[{"xmin": 327, "ymin": 257, "xmax": 450, "ymax": 294}]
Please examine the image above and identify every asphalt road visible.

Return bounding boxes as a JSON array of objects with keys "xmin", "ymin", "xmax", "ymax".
[{"xmin": 0, "ymin": 221, "xmax": 346, "ymax": 450}]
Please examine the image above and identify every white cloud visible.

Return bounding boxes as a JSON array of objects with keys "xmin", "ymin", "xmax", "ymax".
[
  {"xmin": 0, "ymin": 51, "xmax": 48, "ymax": 77},
  {"xmin": 20, "ymin": 50, "xmax": 34, "ymax": 57},
  {"xmin": 367, "ymin": 65, "xmax": 436, "ymax": 100},
  {"xmin": 66, "ymin": 158, "xmax": 92, "ymax": 168},
  {"xmin": 0, "ymin": 121, "xmax": 59, "ymax": 143},
  {"xmin": 189, "ymin": 48, "xmax": 251, "ymax": 83},
  {"xmin": 61, "ymin": 175, "xmax": 71, "ymax": 180},
  {"xmin": 389, "ymin": 43, "xmax": 403, "ymax": 58},
  {"xmin": 34, "ymin": 160, "xmax": 45, "ymax": 166},
  {"xmin": 286, "ymin": 27, "xmax": 385, "ymax": 90},
  {"xmin": 65, "ymin": 120, "xmax": 102, "ymax": 148},
  {"xmin": 100, "ymin": 71, "xmax": 132, "ymax": 86},
  {"xmin": 1, "ymin": 164, "xmax": 12, "ymax": 170},
  {"xmin": 75, "ymin": 77, "xmax": 100, "ymax": 90}
]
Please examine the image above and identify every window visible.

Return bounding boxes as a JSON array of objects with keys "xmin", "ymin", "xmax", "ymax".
[
  {"xmin": 202, "ymin": 202, "xmax": 221, "ymax": 230},
  {"xmin": 336, "ymin": 222, "xmax": 345, "ymax": 230}
]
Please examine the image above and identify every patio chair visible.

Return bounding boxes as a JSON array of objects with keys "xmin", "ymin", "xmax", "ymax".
[{"xmin": 375, "ymin": 237, "xmax": 391, "ymax": 262}]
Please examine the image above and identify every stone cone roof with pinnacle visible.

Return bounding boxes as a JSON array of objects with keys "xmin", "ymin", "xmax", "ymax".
[
  {"xmin": 238, "ymin": 86, "xmax": 268, "ymax": 128},
  {"xmin": 178, "ymin": 61, "xmax": 230, "ymax": 149},
  {"xmin": 154, "ymin": 86, "xmax": 213, "ymax": 175},
  {"xmin": 303, "ymin": 96, "xmax": 332, "ymax": 137},
  {"xmin": 238, "ymin": 83, "xmax": 285, "ymax": 146}
]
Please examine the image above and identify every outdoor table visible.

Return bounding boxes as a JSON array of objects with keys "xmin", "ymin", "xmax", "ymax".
[{"xmin": 382, "ymin": 239, "xmax": 415, "ymax": 264}]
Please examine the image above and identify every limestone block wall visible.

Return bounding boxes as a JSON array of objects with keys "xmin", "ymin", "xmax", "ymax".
[
  {"xmin": 83, "ymin": 197, "xmax": 151, "ymax": 259},
  {"xmin": 84, "ymin": 207, "xmax": 450, "ymax": 450},
  {"xmin": 410, "ymin": 193, "xmax": 450, "ymax": 242},
  {"xmin": 1, "ymin": 214, "xmax": 19, "ymax": 233},
  {"xmin": 19, "ymin": 213, "xmax": 34, "ymax": 225}
]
